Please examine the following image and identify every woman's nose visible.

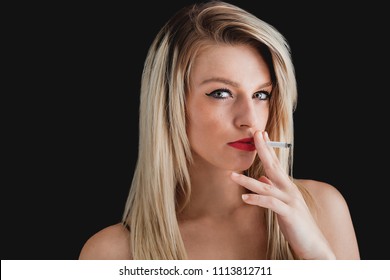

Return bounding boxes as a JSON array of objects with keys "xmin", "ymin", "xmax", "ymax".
[{"xmin": 233, "ymin": 97, "xmax": 258, "ymax": 129}]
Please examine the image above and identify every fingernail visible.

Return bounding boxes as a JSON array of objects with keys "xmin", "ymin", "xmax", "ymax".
[
  {"xmin": 231, "ymin": 172, "xmax": 239, "ymax": 177},
  {"xmin": 242, "ymin": 194, "xmax": 249, "ymax": 200}
]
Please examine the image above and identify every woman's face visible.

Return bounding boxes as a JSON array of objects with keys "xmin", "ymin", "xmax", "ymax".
[{"xmin": 187, "ymin": 43, "xmax": 272, "ymax": 172}]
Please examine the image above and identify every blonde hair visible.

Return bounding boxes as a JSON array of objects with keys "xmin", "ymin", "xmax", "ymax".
[{"xmin": 122, "ymin": 0, "xmax": 313, "ymax": 259}]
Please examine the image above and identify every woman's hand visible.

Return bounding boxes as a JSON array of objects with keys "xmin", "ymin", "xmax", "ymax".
[{"xmin": 230, "ymin": 130, "xmax": 336, "ymax": 260}]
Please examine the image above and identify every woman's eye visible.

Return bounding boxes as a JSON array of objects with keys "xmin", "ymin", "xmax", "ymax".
[
  {"xmin": 253, "ymin": 91, "xmax": 271, "ymax": 100},
  {"xmin": 205, "ymin": 89, "xmax": 232, "ymax": 99}
]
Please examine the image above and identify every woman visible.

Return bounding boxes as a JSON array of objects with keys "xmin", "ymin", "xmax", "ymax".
[{"xmin": 79, "ymin": 0, "xmax": 360, "ymax": 260}]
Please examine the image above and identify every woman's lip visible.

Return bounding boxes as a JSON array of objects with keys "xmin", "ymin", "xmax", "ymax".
[
  {"xmin": 227, "ymin": 138, "xmax": 256, "ymax": 151},
  {"xmin": 229, "ymin": 137, "xmax": 254, "ymax": 144}
]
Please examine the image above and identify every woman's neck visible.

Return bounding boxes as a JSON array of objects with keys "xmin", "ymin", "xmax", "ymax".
[{"xmin": 179, "ymin": 159, "xmax": 248, "ymax": 220}]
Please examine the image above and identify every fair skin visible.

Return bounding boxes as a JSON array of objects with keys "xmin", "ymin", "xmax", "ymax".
[{"xmin": 79, "ymin": 43, "xmax": 360, "ymax": 260}]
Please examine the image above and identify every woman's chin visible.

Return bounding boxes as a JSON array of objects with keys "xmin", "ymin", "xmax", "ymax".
[{"xmin": 229, "ymin": 160, "xmax": 255, "ymax": 172}]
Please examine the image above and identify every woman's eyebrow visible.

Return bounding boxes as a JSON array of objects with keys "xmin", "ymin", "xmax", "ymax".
[
  {"xmin": 200, "ymin": 77, "xmax": 272, "ymax": 89},
  {"xmin": 201, "ymin": 77, "xmax": 240, "ymax": 87}
]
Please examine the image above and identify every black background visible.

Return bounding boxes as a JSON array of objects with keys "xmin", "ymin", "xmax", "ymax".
[{"xmin": 3, "ymin": 1, "xmax": 389, "ymax": 260}]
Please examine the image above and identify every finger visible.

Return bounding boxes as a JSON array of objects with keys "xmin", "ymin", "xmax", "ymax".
[
  {"xmin": 254, "ymin": 131, "xmax": 291, "ymax": 188},
  {"xmin": 258, "ymin": 175, "xmax": 272, "ymax": 185},
  {"xmin": 242, "ymin": 193, "xmax": 289, "ymax": 216},
  {"xmin": 253, "ymin": 130, "xmax": 275, "ymax": 168},
  {"xmin": 258, "ymin": 175, "xmax": 301, "ymax": 204},
  {"xmin": 263, "ymin": 131, "xmax": 282, "ymax": 163},
  {"xmin": 231, "ymin": 172, "xmax": 287, "ymax": 201},
  {"xmin": 255, "ymin": 130, "xmax": 282, "ymax": 170}
]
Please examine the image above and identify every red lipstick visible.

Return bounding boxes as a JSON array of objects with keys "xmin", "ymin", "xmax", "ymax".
[{"xmin": 228, "ymin": 137, "xmax": 256, "ymax": 151}]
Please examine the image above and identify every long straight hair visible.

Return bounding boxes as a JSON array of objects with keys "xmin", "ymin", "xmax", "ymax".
[{"xmin": 122, "ymin": 0, "xmax": 313, "ymax": 259}]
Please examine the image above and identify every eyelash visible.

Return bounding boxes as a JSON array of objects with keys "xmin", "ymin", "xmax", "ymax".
[{"xmin": 205, "ymin": 88, "xmax": 272, "ymax": 100}]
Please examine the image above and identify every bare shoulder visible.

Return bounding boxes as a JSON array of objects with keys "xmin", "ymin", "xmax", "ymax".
[
  {"xmin": 296, "ymin": 178, "xmax": 351, "ymax": 222},
  {"xmin": 296, "ymin": 179, "xmax": 346, "ymax": 207},
  {"xmin": 296, "ymin": 179, "xmax": 360, "ymax": 259},
  {"xmin": 78, "ymin": 223, "xmax": 132, "ymax": 260}
]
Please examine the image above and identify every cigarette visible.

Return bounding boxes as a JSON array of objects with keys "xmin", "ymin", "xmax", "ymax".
[{"xmin": 266, "ymin": 141, "xmax": 291, "ymax": 148}]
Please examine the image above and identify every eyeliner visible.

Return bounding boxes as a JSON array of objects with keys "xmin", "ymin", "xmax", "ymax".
[{"xmin": 266, "ymin": 141, "xmax": 292, "ymax": 148}]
